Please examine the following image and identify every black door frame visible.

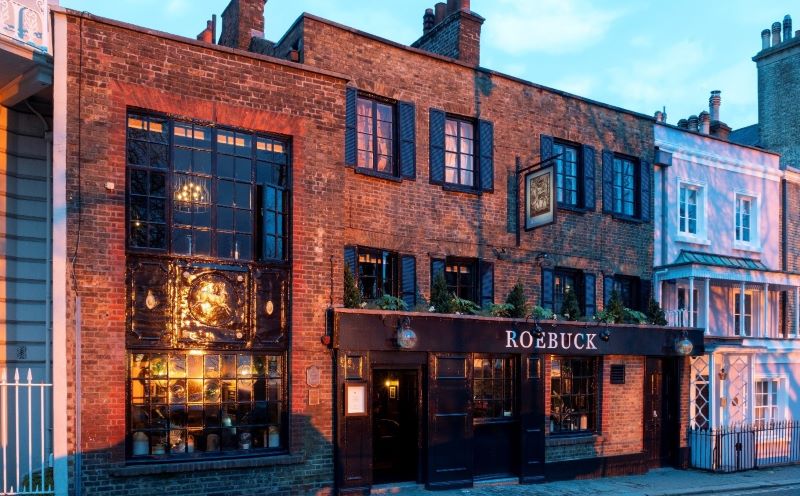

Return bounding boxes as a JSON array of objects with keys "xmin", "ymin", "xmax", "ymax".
[{"xmin": 644, "ymin": 357, "xmax": 680, "ymax": 467}]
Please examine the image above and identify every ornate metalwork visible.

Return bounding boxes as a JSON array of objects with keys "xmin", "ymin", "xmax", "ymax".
[
  {"xmin": 1, "ymin": 0, "xmax": 48, "ymax": 52},
  {"xmin": 690, "ymin": 355, "xmax": 710, "ymax": 429}
]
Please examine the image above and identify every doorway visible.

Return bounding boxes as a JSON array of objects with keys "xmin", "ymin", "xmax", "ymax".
[
  {"xmin": 645, "ymin": 357, "xmax": 680, "ymax": 467},
  {"xmin": 372, "ymin": 369, "xmax": 420, "ymax": 484}
]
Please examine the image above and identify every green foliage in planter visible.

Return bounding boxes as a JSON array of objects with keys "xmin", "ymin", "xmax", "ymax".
[
  {"xmin": 622, "ymin": 308, "xmax": 648, "ymax": 324},
  {"xmin": 373, "ymin": 294, "xmax": 408, "ymax": 311},
  {"xmin": 343, "ymin": 265, "xmax": 362, "ymax": 309},
  {"xmin": 486, "ymin": 303, "xmax": 515, "ymax": 317},
  {"xmin": 430, "ymin": 272, "xmax": 453, "ymax": 313},
  {"xmin": 559, "ymin": 288, "xmax": 582, "ymax": 321},
  {"xmin": 531, "ymin": 305, "xmax": 555, "ymax": 320},
  {"xmin": 411, "ymin": 288, "xmax": 431, "ymax": 312},
  {"xmin": 451, "ymin": 296, "xmax": 480, "ymax": 315},
  {"xmin": 646, "ymin": 297, "xmax": 668, "ymax": 325},
  {"xmin": 604, "ymin": 290, "xmax": 625, "ymax": 323},
  {"xmin": 504, "ymin": 282, "xmax": 529, "ymax": 318}
]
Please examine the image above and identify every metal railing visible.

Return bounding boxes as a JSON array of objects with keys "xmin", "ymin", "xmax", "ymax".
[
  {"xmin": 0, "ymin": 369, "xmax": 53, "ymax": 495},
  {"xmin": 664, "ymin": 308, "xmax": 690, "ymax": 327},
  {"xmin": 690, "ymin": 421, "xmax": 800, "ymax": 473}
]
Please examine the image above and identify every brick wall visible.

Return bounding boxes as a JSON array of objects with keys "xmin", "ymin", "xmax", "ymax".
[
  {"xmin": 756, "ymin": 41, "xmax": 800, "ymax": 169},
  {"xmin": 299, "ymin": 16, "xmax": 654, "ymax": 312},
  {"xmin": 63, "ymin": 10, "xmax": 343, "ymax": 495},
  {"xmin": 218, "ymin": 0, "xmax": 265, "ymax": 50}
]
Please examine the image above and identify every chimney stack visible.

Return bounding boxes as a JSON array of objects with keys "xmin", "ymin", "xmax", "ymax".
[
  {"xmin": 434, "ymin": 2, "xmax": 446, "ymax": 24},
  {"xmin": 772, "ymin": 22, "xmax": 782, "ymax": 47},
  {"xmin": 699, "ymin": 111, "xmax": 710, "ymax": 134},
  {"xmin": 784, "ymin": 15, "xmax": 793, "ymax": 42},
  {"xmin": 197, "ymin": 17, "xmax": 216, "ymax": 44},
  {"xmin": 687, "ymin": 115, "xmax": 699, "ymax": 132},
  {"xmin": 762, "ymin": 29, "xmax": 771, "ymax": 50},
  {"xmin": 709, "ymin": 90, "xmax": 721, "ymax": 122},
  {"xmin": 423, "ymin": 8, "xmax": 435, "ymax": 33},
  {"xmin": 654, "ymin": 110, "xmax": 664, "ymax": 123},
  {"xmin": 218, "ymin": 0, "xmax": 266, "ymax": 51}
]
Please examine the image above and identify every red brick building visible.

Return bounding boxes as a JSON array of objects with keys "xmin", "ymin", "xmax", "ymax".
[{"xmin": 53, "ymin": 0, "xmax": 703, "ymax": 494}]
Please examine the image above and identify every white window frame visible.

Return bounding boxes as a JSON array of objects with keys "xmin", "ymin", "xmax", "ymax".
[
  {"xmin": 752, "ymin": 376, "xmax": 785, "ymax": 428},
  {"xmin": 733, "ymin": 192, "xmax": 761, "ymax": 252},
  {"xmin": 676, "ymin": 179, "xmax": 708, "ymax": 244},
  {"xmin": 733, "ymin": 290, "xmax": 754, "ymax": 337}
]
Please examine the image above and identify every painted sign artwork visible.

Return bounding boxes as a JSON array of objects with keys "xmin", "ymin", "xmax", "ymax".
[
  {"xmin": 524, "ymin": 165, "xmax": 555, "ymax": 230},
  {"xmin": 1, "ymin": 0, "xmax": 48, "ymax": 52}
]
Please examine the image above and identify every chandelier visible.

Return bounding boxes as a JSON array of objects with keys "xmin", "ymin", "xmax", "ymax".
[{"xmin": 174, "ymin": 175, "xmax": 210, "ymax": 213}]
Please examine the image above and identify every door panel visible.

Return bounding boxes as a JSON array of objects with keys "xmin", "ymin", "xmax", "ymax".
[
  {"xmin": 645, "ymin": 357, "xmax": 679, "ymax": 467},
  {"xmin": 427, "ymin": 353, "xmax": 473, "ymax": 490},
  {"xmin": 372, "ymin": 369, "xmax": 419, "ymax": 484},
  {"xmin": 519, "ymin": 355, "xmax": 545, "ymax": 483}
]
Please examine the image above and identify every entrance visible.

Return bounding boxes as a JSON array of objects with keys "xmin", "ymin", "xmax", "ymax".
[
  {"xmin": 645, "ymin": 357, "xmax": 680, "ymax": 467},
  {"xmin": 372, "ymin": 369, "xmax": 420, "ymax": 484}
]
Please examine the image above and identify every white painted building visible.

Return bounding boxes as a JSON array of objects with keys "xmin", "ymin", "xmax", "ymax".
[{"xmin": 654, "ymin": 119, "xmax": 800, "ymax": 436}]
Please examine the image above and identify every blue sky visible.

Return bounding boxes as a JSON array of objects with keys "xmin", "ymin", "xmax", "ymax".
[{"xmin": 60, "ymin": 0, "xmax": 799, "ymax": 130}]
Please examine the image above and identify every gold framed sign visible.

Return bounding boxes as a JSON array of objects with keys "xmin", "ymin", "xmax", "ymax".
[
  {"xmin": 525, "ymin": 165, "xmax": 556, "ymax": 230},
  {"xmin": 345, "ymin": 383, "xmax": 367, "ymax": 416}
]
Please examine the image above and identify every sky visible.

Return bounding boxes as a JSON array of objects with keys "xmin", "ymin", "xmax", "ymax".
[{"xmin": 59, "ymin": 0, "xmax": 800, "ymax": 130}]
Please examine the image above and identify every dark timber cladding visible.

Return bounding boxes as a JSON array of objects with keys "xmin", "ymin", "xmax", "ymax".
[{"xmin": 333, "ymin": 309, "xmax": 701, "ymax": 492}]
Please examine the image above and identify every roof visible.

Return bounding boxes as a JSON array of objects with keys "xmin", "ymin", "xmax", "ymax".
[
  {"xmin": 729, "ymin": 124, "xmax": 761, "ymax": 147},
  {"xmin": 673, "ymin": 250, "xmax": 769, "ymax": 270}
]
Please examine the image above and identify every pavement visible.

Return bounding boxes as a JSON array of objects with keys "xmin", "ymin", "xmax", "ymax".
[{"xmin": 369, "ymin": 465, "xmax": 800, "ymax": 495}]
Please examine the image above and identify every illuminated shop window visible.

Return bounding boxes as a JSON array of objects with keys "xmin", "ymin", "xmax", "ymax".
[
  {"xmin": 473, "ymin": 355, "xmax": 515, "ymax": 420},
  {"xmin": 549, "ymin": 356, "xmax": 598, "ymax": 434},
  {"xmin": 128, "ymin": 352, "xmax": 285, "ymax": 458}
]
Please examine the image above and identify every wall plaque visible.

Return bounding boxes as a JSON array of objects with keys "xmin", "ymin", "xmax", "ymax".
[{"xmin": 306, "ymin": 365, "xmax": 321, "ymax": 388}]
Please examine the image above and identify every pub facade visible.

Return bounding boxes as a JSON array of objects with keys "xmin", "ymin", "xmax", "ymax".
[{"xmin": 49, "ymin": 0, "xmax": 706, "ymax": 494}]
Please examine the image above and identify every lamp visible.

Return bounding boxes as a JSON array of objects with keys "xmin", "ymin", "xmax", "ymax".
[
  {"xmin": 600, "ymin": 328, "xmax": 611, "ymax": 342},
  {"xmin": 396, "ymin": 316, "xmax": 417, "ymax": 349},
  {"xmin": 674, "ymin": 330, "xmax": 694, "ymax": 356}
]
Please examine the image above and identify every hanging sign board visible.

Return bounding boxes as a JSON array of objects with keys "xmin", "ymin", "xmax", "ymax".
[{"xmin": 525, "ymin": 165, "xmax": 555, "ymax": 230}]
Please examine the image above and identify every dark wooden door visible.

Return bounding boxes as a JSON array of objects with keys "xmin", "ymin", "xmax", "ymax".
[
  {"xmin": 336, "ymin": 353, "xmax": 372, "ymax": 494},
  {"xmin": 645, "ymin": 357, "xmax": 679, "ymax": 467},
  {"xmin": 372, "ymin": 369, "xmax": 419, "ymax": 484},
  {"xmin": 519, "ymin": 355, "xmax": 545, "ymax": 483},
  {"xmin": 427, "ymin": 353, "xmax": 473, "ymax": 490}
]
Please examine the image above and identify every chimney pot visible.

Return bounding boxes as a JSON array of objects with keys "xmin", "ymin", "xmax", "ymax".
[
  {"xmin": 709, "ymin": 90, "xmax": 721, "ymax": 122},
  {"xmin": 762, "ymin": 29, "xmax": 771, "ymax": 50},
  {"xmin": 677, "ymin": 119, "xmax": 688, "ymax": 129},
  {"xmin": 784, "ymin": 15, "xmax": 793, "ymax": 42},
  {"xmin": 654, "ymin": 110, "xmax": 663, "ymax": 123},
  {"xmin": 447, "ymin": 0, "xmax": 459, "ymax": 14},
  {"xmin": 773, "ymin": 21, "xmax": 782, "ymax": 46},
  {"xmin": 699, "ymin": 111, "xmax": 710, "ymax": 134},
  {"xmin": 434, "ymin": 2, "xmax": 446, "ymax": 24},
  {"xmin": 688, "ymin": 115, "xmax": 699, "ymax": 132},
  {"xmin": 424, "ymin": 8, "xmax": 435, "ymax": 33},
  {"xmin": 461, "ymin": 0, "xmax": 470, "ymax": 11}
]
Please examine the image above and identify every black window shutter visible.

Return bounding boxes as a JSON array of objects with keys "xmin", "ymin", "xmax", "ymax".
[
  {"xmin": 400, "ymin": 255, "xmax": 417, "ymax": 308},
  {"xmin": 344, "ymin": 246, "xmax": 357, "ymax": 276},
  {"xmin": 640, "ymin": 158, "xmax": 651, "ymax": 221},
  {"xmin": 431, "ymin": 258, "xmax": 445, "ymax": 283},
  {"xmin": 345, "ymin": 88, "xmax": 357, "ymax": 166},
  {"xmin": 541, "ymin": 268, "xmax": 554, "ymax": 312},
  {"xmin": 540, "ymin": 134, "xmax": 553, "ymax": 161},
  {"xmin": 582, "ymin": 145, "xmax": 596, "ymax": 211},
  {"xmin": 429, "ymin": 109, "xmax": 445, "ymax": 184},
  {"xmin": 506, "ymin": 173, "xmax": 518, "ymax": 233},
  {"xmin": 584, "ymin": 273, "xmax": 596, "ymax": 318},
  {"xmin": 399, "ymin": 102, "xmax": 416, "ymax": 179},
  {"xmin": 479, "ymin": 119, "xmax": 494, "ymax": 191},
  {"xmin": 479, "ymin": 260, "xmax": 494, "ymax": 308},
  {"xmin": 603, "ymin": 276, "xmax": 615, "ymax": 306},
  {"xmin": 640, "ymin": 279, "xmax": 651, "ymax": 313},
  {"xmin": 602, "ymin": 150, "xmax": 614, "ymax": 213}
]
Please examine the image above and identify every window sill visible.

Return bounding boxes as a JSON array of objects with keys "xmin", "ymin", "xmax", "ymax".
[
  {"xmin": 733, "ymin": 242, "xmax": 762, "ymax": 253},
  {"xmin": 110, "ymin": 451, "xmax": 304, "ymax": 477},
  {"xmin": 610, "ymin": 213, "xmax": 645, "ymax": 224},
  {"xmin": 441, "ymin": 183, "xmax": 481, "ymax": 195},
  {"xmin": 353, "ymin": 167, "xmax": 403, "ymax": 183},
  {"xmin": 546, "ymin": 433, "xmax": 602, "ymax": 447},
  {"xmin": 676, "ymin": 235, "xmax": 710, "ymax": 246},
  {"xmin": 558, "ymin": 204, "xmax": 589, "ymax": 214}
]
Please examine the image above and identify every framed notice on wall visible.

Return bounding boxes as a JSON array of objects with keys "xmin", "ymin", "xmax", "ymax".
[
  {"xmin": 345, "ymin": 383, "xmax": 367, "ymax": 416},
  {"xmin": 524, "ymin": 165, "xmax": 556, "ymax": 230}
]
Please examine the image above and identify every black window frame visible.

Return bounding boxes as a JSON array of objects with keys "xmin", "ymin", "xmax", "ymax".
[
  {"xmin": 126, "ymin": 110, "xmax": 291, "ymax": 263},
  {"xmin": 553, "ymin": 141, "xmax": 582, "ymax": 208},
  {"xmin": 472, "ymin": 354, "xmax": 516, "ymax": 421},
  {"xmin": 553, "ymin": 268, "xmax": 584, "ymax": 317},
  {"xmin": 443, "ymin": 115, "xmax": 476, "ymax": 189},
  {"xmin": 354, "ymin": 246, "xmax": 400, "ymax": 301},
  {"xmin": 549, "ymin": 356, "xmax": 599, "ymax": 435},
  {"xmin": 613, "ymin": 275, "xmax": 640, "ymax": 311},
  {"xmin": 444, "ymin": 257, "xmax": 478, "ymax": 304},
  {"xmin": 611, "ymin": 154, "xmax": 640, "ymax": 219},
  {"xmin": 355, "ymin": 94, "xmax": 397, "ymax": 177}
]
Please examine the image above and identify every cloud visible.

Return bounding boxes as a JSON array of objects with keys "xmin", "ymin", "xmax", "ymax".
[
  {"xmin": 483, "ymin": 0, "xmax": 628, "ymax": 55},
  {"xmin": 166, "ymin": 0, "xmax": 189, "ymax": 16}
]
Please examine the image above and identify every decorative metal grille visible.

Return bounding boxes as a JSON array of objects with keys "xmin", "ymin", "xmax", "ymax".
[
  {"xmin": 690, "ymin": 355, "xmax": 710, "ymax": 429},
  {"xmin": 724, "ymin": 355, "xmax": 750, "ymax": 425}
]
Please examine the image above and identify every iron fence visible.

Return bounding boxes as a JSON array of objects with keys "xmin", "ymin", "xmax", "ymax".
[
  {"xmin": 690, "ymin": 421, "xmax": 800, "ymax": 472},
  {"xmin": 0, "ymin": 369, "xmax": 53, "ymax": 495}
]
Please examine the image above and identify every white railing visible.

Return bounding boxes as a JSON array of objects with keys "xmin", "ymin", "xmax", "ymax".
[
  {"xmin": 0, "ymin": 369, "xmax": 52, "ymax": 495},
  {"xmin": 664, "ymin": 308, "xmax": 690, "ymax": 327}
]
